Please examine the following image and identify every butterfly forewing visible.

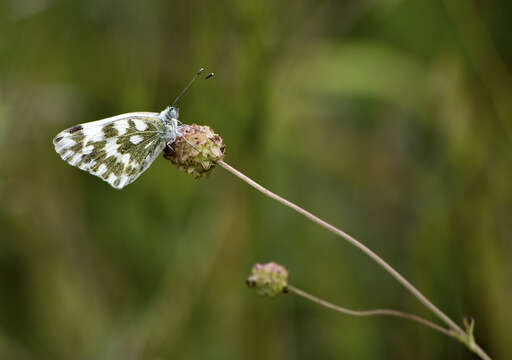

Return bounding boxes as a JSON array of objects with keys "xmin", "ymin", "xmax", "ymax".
[{"xmin": 53, "ymin": 112, "xmax": 168, "ymax": 189}]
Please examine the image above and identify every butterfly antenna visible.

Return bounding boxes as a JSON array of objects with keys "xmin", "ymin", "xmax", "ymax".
[{"xmin": 172, "ymin": 68, "xmax": 215, "ymax": 106}]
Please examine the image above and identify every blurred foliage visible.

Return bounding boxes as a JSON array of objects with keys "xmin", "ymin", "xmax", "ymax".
[{"xmin": 1, "ymin": 0, "xmax": 511, "ymax": 359}]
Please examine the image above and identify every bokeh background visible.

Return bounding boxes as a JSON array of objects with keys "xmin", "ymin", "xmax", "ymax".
[{"xmin": 1, "ymin": 0, "xmax": 511, "ymax": 359}]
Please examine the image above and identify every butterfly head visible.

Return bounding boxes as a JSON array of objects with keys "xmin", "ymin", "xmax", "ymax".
[
  {"xmin": 160, "ymin": 106, "xmax": 179, "ymax": 122},
  {"xmin": 168, "ymin": 106, "xmax": 179, "ymax": 120}
]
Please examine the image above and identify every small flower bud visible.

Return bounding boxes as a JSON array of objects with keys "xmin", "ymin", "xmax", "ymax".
[
  {"xmin": 164, "ymin": 124, "xmax": 226, "ymax": 178},
  {"xmin": 246, "ymin": 262, "xmax": 289, "ymax": 297}
]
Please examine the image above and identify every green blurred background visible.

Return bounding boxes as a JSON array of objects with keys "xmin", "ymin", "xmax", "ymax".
[{"xmin": 1, "ymin": 0, "xmax": 511, "ymax": 359}]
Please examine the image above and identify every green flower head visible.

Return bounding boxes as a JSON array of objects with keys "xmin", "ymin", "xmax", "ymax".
[
  {"xmin": 246, "ymin": 262, "xmax": 289, "ymax": 297},
  {"xmin": 164, "ymin": 124, "xmax": 226, "ymax": 178}
]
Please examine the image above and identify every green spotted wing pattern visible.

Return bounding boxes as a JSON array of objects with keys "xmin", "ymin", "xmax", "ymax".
[{"xmin": 53, "ymin": 112, "xmax": 170, "ymax": 189}]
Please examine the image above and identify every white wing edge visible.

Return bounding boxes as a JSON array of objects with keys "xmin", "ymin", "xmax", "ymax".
[{"xmin": 61, "ymin": 111, "xmax": 159, "ymax": 131}]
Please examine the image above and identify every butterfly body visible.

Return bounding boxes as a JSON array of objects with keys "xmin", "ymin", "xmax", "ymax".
[{"xmin": 53, "ymin": 106, "xmax": 182, "ymax": 189}]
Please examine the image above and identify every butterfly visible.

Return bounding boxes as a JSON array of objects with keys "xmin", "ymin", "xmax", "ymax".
[{"xmin": 53, "ymin": 68, "xmax": 213, "ymax": 189}]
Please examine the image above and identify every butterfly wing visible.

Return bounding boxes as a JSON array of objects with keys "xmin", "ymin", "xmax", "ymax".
[{"xmin": 53, "ymin": 112, "xmax": 169, "ymax": 189}]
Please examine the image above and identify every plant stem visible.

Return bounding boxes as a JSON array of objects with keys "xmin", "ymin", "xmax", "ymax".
[
  {"xmin": 218, "ymin": 160, "xmax": 491, "ymax": 360},
  {"xmin": 471, "ymin": 343, "xmax": 493, "ymax": 360},
  {"xmin": 218, "ymin": 160, "xmax": 459, "ymax": 331},
  {"xmin": 287, "ymin": 285, "xmax": 454, "ymax": 338}
]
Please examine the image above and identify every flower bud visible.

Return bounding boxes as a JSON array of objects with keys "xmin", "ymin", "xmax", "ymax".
[
  {"xmin": 246, "ymin": 262, "xmax": 289, "ymax": 297},
  {"xmin": 164, "ymin": 124, "xmax": 226, "ymax": 178}
]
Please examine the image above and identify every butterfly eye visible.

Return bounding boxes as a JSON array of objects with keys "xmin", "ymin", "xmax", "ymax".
[{"xmin": 168, "ymin": 107, "xmax": 179, "ymax": 119}]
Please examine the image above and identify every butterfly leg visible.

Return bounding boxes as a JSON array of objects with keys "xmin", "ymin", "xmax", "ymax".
[{"xmin": 176, "ymin": 128, "xmax": 202, "ymax": 152}]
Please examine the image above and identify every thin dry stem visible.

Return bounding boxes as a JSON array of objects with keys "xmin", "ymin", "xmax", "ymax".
[
  {"xmin": 218, "ymin": 160, "xmax": 461, "ymax": 332},
  {"xmin": 218, "ymin": 160, "xmax": 491, "ymax": 360},
  {"xmin": 287, "ymin": 285, "xmax": 454, "ymax": 338}
]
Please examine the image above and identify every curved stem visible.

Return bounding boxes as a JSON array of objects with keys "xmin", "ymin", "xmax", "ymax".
[
  {"xmin": 287, "ymin": 285, "xmax": 454, "ymax": 338},
  {"xmin": 218, "ymin": 160, "xmax": 492, "ymax": 360},
  {"xmin": 218, "ymin": 160, "xmax": 462, "ymax": 333}
]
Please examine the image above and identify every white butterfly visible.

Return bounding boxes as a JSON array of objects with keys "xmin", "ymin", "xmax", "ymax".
[
  {"xmin": 53, "ymin": 107, "xmax": 182, "ymax": 189},
  {"xmin": 53, "ymin": 69, "xmax": 213, "ymax": 189}
]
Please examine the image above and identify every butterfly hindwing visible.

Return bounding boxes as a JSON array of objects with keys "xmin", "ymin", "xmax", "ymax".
[{"xmin": 53, "ymin": 112, "xmax": 168, "ymax": 189}]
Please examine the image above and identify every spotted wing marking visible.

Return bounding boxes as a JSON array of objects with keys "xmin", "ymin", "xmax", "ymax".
[{"xmin": 53, "ymin": 112, "xmax": 169, "ymax": 189}]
